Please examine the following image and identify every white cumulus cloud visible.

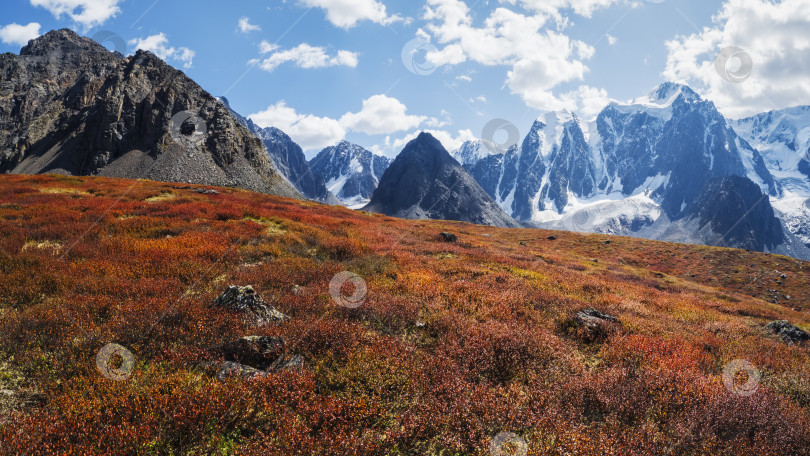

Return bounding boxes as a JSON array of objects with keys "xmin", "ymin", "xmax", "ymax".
[
  {"xmin": 503, "ymin": 0, "xmax": 626, "ymax": 19},
  {"xmin": 298, "ymin": 0, "xmax": 405, "ymax": 28},
  {"xmin": 339, "ymin": 94, "xmax": 427, "ymax": 135},
  {"xmin": 663, "ymin": 0, "xmax": 810, "ymax": 118},
  {"xmin": 0, "ymin": 22, "xmax": 41, "ymax": 46},
  {"xmin": 238, "ymin": 17, "xmax": 261, "ymax": 33},
  {"xmin": 255, "ymin": 43, "xmax": 358, "ymax": 71},
  {"xmin": 129, "ymin": 33, "xmax": 195, "ymax": 69},
  {"xmin": 421, "ymin": 0, "xmax": 602, "ymax": 112},
  {"xmin": 30, "ymin": 0, "xmax": 120, "ymax": 29},
  {"xmin": 249, "ymin": 101, "xmax": 347, "ymax": 151}
]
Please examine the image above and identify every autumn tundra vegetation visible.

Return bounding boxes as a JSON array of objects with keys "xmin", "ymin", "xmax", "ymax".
[{"xmin": 0, "ymin": 174, "xmax": 809, "ymax": 455}]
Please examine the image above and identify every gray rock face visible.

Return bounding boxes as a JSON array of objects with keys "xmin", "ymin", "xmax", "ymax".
[
  {"xmin": 211, "ymin": 285, "xmax": 289, "ymax": 325},
  {"xmin": 766, "ymin": 320, "xmax": 810, "ymax": 345},
  {"xmin": 309, "ymin": 140, "xmax": 390, "ymax": 206},
  {"xmin": 0, "ymin": 29, "xmax": 299, "ymax": 198},
  {"xmin": 364, "ymin": 132, "xmax": 518, "ymax": 228},
  {"xmin": 686, "ymin": 175, "xmax": 785, "ymax": 251}
]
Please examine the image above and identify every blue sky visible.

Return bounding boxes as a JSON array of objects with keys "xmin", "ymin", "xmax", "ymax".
[{"xmin": 2, "ymin": 1, "xmax": 809, "ymax": 158}]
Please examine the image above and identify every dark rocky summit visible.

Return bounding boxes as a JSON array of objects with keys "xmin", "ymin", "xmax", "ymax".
[
  {"xmin": 0, "ymin": 29, "xmax": 299, "ymax": 198},
  {"xmin": 364, "ymin": 132, "xmax": 518, "ymax": 228},
  {"xmin": 686, "ymin": 175, "xmax": 785, "ymax": 252}
]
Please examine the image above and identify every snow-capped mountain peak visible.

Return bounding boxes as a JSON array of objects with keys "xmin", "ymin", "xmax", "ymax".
[
  {"xmin": 309, "ymin": 140, "xmax": 391, "ymax": 209},
  {"xmin": 451, "ymin": 139, "xmax": 500, "ymax": 166}
]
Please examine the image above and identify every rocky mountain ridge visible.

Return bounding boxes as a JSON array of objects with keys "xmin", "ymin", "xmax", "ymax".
[{"xmin": 0, "ymin": 29, "xmax": 300, "ymax": 198}]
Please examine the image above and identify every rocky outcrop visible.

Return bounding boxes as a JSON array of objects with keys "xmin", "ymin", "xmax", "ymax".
[
  {"xmin": 0, "ymin": 29, "xmax": 300, "ymax": 198},
  {"xmin": 200, "ymin": 335, "xmax": 303, "ymax": 381},
  {"xmin": 223, "ymin": 336, "xmax": 285, "ymax": 370},
  {"xmin": 211, "ymin": 285, "xmax": 289, "ymax": 325},
  {"xmin": 439, "ymin": 232, "xmax": 458, "ymax": 243},
  {"xmin": 563, "ymin": 308, "xmax": 620, "ymax": 343},
  {"xmin": 766, "ymin": 320, "xmax": 809, "ymax": 345},
  {"xmin": 575, "ymin": 308, "xmax": 619, "ymax": 326}
]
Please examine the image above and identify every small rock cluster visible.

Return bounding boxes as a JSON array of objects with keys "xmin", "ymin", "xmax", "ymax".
[
  {"xmin": 575, "ymin": 308, "xmax": 619, "ymax": 327},
  {"xmin": 203, "ymin": 286, "xmax": 302, "ymax": 380},
  {"xmin": 193, "ymin": 188, "xmax": 219, "ymax": 195}
]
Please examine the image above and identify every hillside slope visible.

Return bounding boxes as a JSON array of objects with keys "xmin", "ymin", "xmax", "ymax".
[{"xmin": 0, "ymin": 174, "xmax": 809, "ymax": 455}]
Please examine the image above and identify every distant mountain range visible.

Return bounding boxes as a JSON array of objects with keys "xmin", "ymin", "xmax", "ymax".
[
  {"xmin": 2, "ymin": 30, "xmax": 810, "ymax": 259},
  {"xmin": 451, "ymin": 83, "xmax": 810, "ymax": 259}
]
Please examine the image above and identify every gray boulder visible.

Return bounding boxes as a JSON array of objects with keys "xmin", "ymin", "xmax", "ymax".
[
  {"xmin": 575, "ymin": 308, "xmax": 619, "ymax": 327},
  {"xmin": 212, "ymin": 285, "xmax": 289, "ymax": 325},
  {"xmin": 766, "ymin": 320, "xmax": 809, "ymax": 345},
  {"xmin": 440, "ymin": 232, "xmax": 458, "ymax": 243}
]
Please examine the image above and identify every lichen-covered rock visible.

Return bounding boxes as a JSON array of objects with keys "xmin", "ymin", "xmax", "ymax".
[
  {"xmin": 766, "ymin": 320, "xmax": 809, "ymax": 345},
  {"xmin": 212, "ymin": 285, "xmax": 289, "ymax": 325}
]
